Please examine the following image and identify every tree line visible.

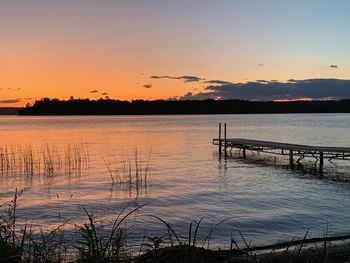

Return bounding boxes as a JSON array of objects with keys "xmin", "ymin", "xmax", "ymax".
[{"xmin": 19, "ymin": 98, "xmax": 350, "ymax": 115}]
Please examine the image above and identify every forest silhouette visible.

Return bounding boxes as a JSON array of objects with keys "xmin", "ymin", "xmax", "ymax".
[{"xmin": 18, "ymin": 98, "xmax": 350, "ymax": 115}]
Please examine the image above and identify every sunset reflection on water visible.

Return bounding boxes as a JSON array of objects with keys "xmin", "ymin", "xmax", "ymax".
[{"xmin": 1, "ymin": 114, "xmax": 350, "ymax": 247}]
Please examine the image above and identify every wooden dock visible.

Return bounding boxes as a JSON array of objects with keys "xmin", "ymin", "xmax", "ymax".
[{"xmin": 213, "ymin": 123, "xmax": 350, "ymax": 171}]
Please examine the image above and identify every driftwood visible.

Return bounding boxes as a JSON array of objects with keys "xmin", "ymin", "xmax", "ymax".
[{"xmin": 235, "ymin": 234, "xmax": 350, "ymax": 252}]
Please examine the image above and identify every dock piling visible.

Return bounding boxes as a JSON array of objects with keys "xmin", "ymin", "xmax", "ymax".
[
  {"xmin": 289, "ymin": 150, "xmax": 294, "ymax": 169},
  {"xmin": 219, "ymin": 123, "xmax": 222, "ymax": 154},
  {"xmin": 320, "ymin": 152, "xmax": 324, "ymax": 173},
  {"xmin": 224, "ymin": 123, "xmax": 227, "ymax": 154}
]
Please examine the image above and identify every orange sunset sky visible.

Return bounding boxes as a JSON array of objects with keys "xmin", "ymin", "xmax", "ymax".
[{"xmin": 1, "ymin": 1, "xmax": 349, "ymax": 107}]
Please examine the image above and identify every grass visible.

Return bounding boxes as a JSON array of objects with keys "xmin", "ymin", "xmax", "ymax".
[
  {"xmin": 104, "ymin": 149, "xmax": 151, "ymax": 199},
  {"xmin": 75, "ymin": 204, "xmax": 147, "ymax": 263},
  {"xmin": 1, "ymin": 192, "xmax": 350, "ymax": 262},
  {"xmin": 0, "ymin": 143, "xmax": 89, "ymax": 177}
]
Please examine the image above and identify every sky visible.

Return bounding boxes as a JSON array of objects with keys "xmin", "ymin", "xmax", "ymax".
[{"xmin": 0, "ymin": 0, "xmax": 350, "ymax": 106}]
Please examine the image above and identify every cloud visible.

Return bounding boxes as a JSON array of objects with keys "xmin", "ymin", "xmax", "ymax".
[
  {"xmin": 204, "ymin": 80, "xmax": 233, "ymax": 85},
  {"xmin": 150, "ymin": 75, "xmax": 204, "ymax": 83},
  {"xmin": 329, "ymin": 65, "xmax": 338, "ymax": 68},
  {"xmin": 89, "ymin": 90, "xmax": 98, "ymax": 93},
  {"xmin": 101, "ymin": 92, "xmax": 108, "ymax": 96},
  {"xmin": 257, "ymin": 63, "xmax": 264, "ymax": 67},
  {"xmin": 6, "ymin": 87, "xmax": 21, "ymax": 91},
  {"xmin": 256, "ymin": 80, "xmax": 270, "ymax": 83},
  {"xmin": 179, "ymin": 79, "xmax": 350, "ymax": 101},
  {"xmin": 178, "ymin": 91, "xmax": 215, "ymax": 100},
  {"xmin": 143, "ymin": 83, "xmax": 152, "ymax": 89},
  {"xmin": 150, "ymin": 74, "xmax": 239, "ymax": 87},
  {"xmin": 24, "ymin": 97, "xmax": 32, "ymax": 100},
  {"xmin": 0, "ymin": 99, "xmax": 21, "ymax": 104}
]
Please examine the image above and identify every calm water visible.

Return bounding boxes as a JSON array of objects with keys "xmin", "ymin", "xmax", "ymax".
[{"xmin": 1, "ymin": 114, "xmax": 350, "ymax": 248}]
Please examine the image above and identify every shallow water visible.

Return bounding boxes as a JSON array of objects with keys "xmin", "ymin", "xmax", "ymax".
[{"xmin": 1, "ymin": 114, "xmax": 350, "ymax": 248}]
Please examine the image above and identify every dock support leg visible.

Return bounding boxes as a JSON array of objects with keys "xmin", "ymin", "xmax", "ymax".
[
  {"xmin": 289, "ymin": 150, "xmax": 294, "ymax": 169},
  {"xmin": 320, "ymin": 152, "xmax": 323, "ymax": 175},
  {"xmin": 224, "ymin": 123, "xmax": 227, "ymax": 156},
  {"xmin": 219, "ymin": 123, "xmax": 222, "ymax": 154},
  {"xmin": 243, "ymin": 148, "xmax": 246, "ymax": 159}
]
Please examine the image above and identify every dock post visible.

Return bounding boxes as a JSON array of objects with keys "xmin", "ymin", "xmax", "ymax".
[
  {"xmin": 289, "ymin": 150, "xmax": 294, "ymax": 169},
  {"xmin": 219, "ymin": 123, "xmax": 222, "ymax": 154},
  {"xmin": 320, "ymin": 152, "xmax": 324, "ymax": 175},
  {"xmin": 243, "ymin": 148, "xmax": 246, "ymax": 159},
  {"xmin": 224, "ymin": 123, "xmax": 227, "ymax": 155}
]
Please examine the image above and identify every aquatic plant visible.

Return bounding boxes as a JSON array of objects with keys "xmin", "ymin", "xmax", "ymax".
[
  {"xmin": 104, "ymin": 149, "xmax": 151, "ymax": 199},
  {"xmin": 0, "ymin": 143, "xmax": 89, "ymax": 177}
]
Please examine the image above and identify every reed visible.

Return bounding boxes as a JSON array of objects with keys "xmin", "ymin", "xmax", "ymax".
[
  {"xmin": 0, "ymin": 143, "xmax": 89, "ymax": 177},
  {"xmin": 104, "ymin": 149, "xmax": 151, "ymax": 198}
]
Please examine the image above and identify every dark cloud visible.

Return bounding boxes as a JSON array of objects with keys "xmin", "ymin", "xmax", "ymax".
[
  {"xmin": 178, "ymin": 91, "xmax": 214, "ymax": 100},
  {"xmin": 101, "ymin": 92, "xmax": 108, "ymax": 96},
  {"xmin": 329, "ymin": 65, "xmax": 338, "ymax": 68},
  {"xmin": 180, "ymin": 79, "xmax": 350, "ymax": 101},
  {"xmin": 257, "ymin": 63, "xmax": 264, "ymax": 67},
  {"xmin": 204, "ymin": 80, "xmax": 233, "ymax": 85},
  {"xmin": 0, "ymin": 99, "xmax": 21, "ymax": 104},
  {"xmin": 89, "ymin": 90, "xmax": 98, "ymax": 93},
  {"xmin": 150, "ymin": 74, "xmax": 239, "ymax": 87},
  {"xmin": 24, "ymin": 97, "xmax": 32, "ymax": 100},
  {"xmin": 150, "ymin": 75, "xmax": 204, "ymax": 83},
  {"xmin": 143, "ymin": 83, "xmax": 152, "ymax": 89}
]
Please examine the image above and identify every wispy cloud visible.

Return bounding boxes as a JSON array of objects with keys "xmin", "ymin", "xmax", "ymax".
[
  {"xmin": 143, "ymin": 83, "xmax": 152, "ymax": 89},
  {"xmin": 150, "ymin": 75, "xmax": 204, "ymax": 83},
  {"xmin": 6, "ymin": 87, "xmax": 21, "ymax": 91},
  {"xmin": 329, "ymin": 64, "xmax": 338, "ymax": 68},
  {"xmin": 0, "ymin": 99, "xmax": 21, "ymax": 104},
  {"xmin": 179, "ymin": 79, "xmax": 350, "ymax": 101},
  {"xmin": 204, "ymin": 80, "xmax": 233, "ymax": 85},
  {"xmin": 89, "ymin": 90, "xmax": 98, "ymax": 93},
  {"xmin": 101, "ymin": 92, "xmax": 108, "ymax": 96}
]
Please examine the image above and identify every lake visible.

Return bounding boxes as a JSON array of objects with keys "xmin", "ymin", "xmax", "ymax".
[{"xmin": 1, "ymin": 114, "xmax": 350, "ymax": 249}]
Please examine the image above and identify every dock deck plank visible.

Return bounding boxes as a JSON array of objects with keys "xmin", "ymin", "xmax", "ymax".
[{"xmin": 213, "ymin": 138, "xmax": 350, "ymax": 154}]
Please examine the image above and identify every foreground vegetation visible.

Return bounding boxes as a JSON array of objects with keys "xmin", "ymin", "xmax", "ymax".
[{"xmin": 1, "ymin": 190, "xmax": 350, "ymax": 263}]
